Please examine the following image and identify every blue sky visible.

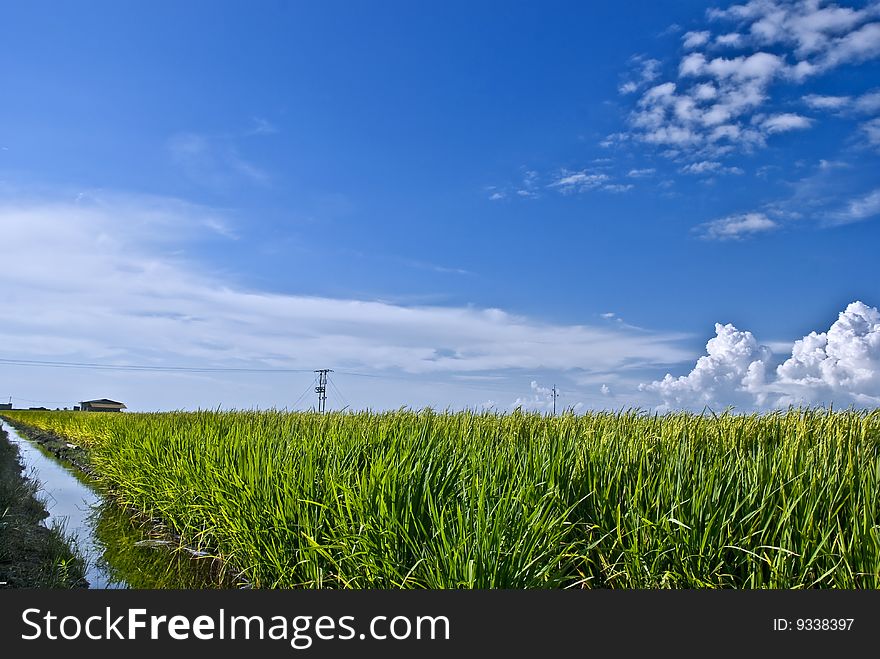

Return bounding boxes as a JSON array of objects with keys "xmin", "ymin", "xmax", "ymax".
[{"xmin": 1, "ymin": 1, "xmax": 879, "ymax": 412}]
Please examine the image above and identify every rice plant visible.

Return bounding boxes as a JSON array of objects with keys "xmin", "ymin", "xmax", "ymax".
[{"xmin": 2, "ymin": 407, "xmax": 878, "ymax": 588}]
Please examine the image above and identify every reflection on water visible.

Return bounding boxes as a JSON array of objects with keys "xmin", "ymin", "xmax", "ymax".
[
  {"xmin": 2, "ymin": 420, "xmax": 229, "ymax": 589},
  {"xmin": 92, "ymin": 504, "xmax": 229, "ymax": 589}
]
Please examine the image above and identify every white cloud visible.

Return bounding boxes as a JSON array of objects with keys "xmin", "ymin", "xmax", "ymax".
[
  {"xmin": 761, "ymin": 112, "xmax": 812, "ymax": 133},
  {"xmin": 853, "ymin": 89, "xmax": 880, "ymax": 113},
  {"xmin": 861, "ymin": 116, "xmax": 880, "ymax": 145},
  {"xmin": 602, "ymin": 183, "xmax": 634, "ymax": 193},
  {"xmin": 617, "ymin": 1, "xmax": 880, "ymax": 158},
  {"xmin": 817, "ymin": 21, "xmax": 880, "ymax": 70},
  {"xmin": 696, "ymin": 212, "xmax": 778, "ymax": 240},
  {"xmin": 619, "ymin": 56, "xmax": 662, "ymax": 95},
  {"xmin": 709, "ymin": 0, "xmax": 880, "ymax": 63},
  {"xmin": 627, "ymin": 168, "xmax": 656, "ymax": 177},
  {"xmin": 511, "ymin": 380, "xmax": 556, "ymax": 411},
  {"xmin": 511, "ymin": 381, "xmax": 583, "ymax": 413},
  {"xmin": 773, "ymin": 302, "xmax": 880, "ymax": 406},
  {"xmin": 803, "ymin": 93, "xmax": 852, "ymax": 110},
  {"xmin": 642, "ymin": 301, "xmax": 880, "ymax": 409},
  {"xmin": 0, "ymin": 194, "xmax": 693, "ymax": 410},
  {"xmin": 549, "ymin": 171, "xmax": 611, "ymax": 194},
  {"xmin": 716, "ymin": 32, "xmax": 745, "ymax": 47},
  {"xmin": 640, "ymin": 322, "xmax": 772, "ymax": 410},
  {"xmin": 680, "ymin": 160, "xmax": 744, "ymax": 175},
  {"xmin": 818, "ymin": 158, "xmax": 849, "ymax": 170},
  {"xmin": 516, "ymin": 170, "xmax": 541, "ymax": 198},
  {"xmin": 830, "ymin": 188, "xmax": 880, "ymax": 224},
  {"xmin": 683, "ymin": 30, "xmax": 711, "ymax": 49}
]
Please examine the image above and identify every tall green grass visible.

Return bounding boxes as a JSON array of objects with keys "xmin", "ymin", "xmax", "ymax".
[{"xmin": 2, "ymin": 408, "xmax": 878, "ymax": 588}]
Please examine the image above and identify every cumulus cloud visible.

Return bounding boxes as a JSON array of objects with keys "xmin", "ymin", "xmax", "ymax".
[
  {"xmin": 683, "ymin": 30, "xmax": 711, "ymax": 49},
  {"xmin": 708, "ymin": 0, "xmax": 880, "ymax": 64},
  {"xmin": 696, "ymin": 212, "xmax": 778, "ymax": 240},
  {"xmin": 640, "ymin": 323, "xmax": 772, "ymax": 410},
  {"xmin": 773, "ymin": 302, "xmax": 880, "ymax": 406},
  {"xmin": 642, "ymin": 301, "xmax": 880, "ymax": 410},
  {"xmin": 614, "ymin": 0, "xmax": 880, "ymax": 158},
  {"xmin": 716, "ymin": 32, "xmax": 745, "ymax": 47}
]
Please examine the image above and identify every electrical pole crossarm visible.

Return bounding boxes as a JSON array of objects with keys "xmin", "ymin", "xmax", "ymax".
[{"xmin": 314, "ymin": 369, "xmax": 333, "ymax": 413}]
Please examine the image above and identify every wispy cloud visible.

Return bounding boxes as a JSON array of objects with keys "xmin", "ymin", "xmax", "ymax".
[
  {"xmin": 829, "ymin": 188, "xmax": 880, "ymax": 224},
  {"xmin": 548, "ymin": 170, "xmax": 635, "ymax": 194},
  {"xmin": 602, "ymin": 183, "xmax": 634, "ymax": 193},
  {"xmin": 516, "ymin": 170, "xmax": 541, "ymax": 198},
  {"xmin": 405, "ymin": 260, "xmax": 472, "ymax": 276},
  {"xmin": 696, "ymin": 211, "xmax": 778, "ymax": 240},
  {"xmin": 493, "ymin": 167, "xmax": 635, "ymax": 198},
  {"xmin": 861, "ymin": 116, "xmax": 880, "ymax": 146},
  {"xmin": 804, "ymin": 88, "xmax": 880, "ymax": 115},
  {"xmin": 248, "ymin": 117, "xmax": 279, "ymax": 136},
  {"xmin": 760, "ymin": 112, "xmax": 812, "ymax": 133},
  {"xmin": 679, "ymin": 160, "xmax": 744, "ymax": 175},
  {"xmin": 804, "ymin": 93, "xmax": 852, "ymax": 110},
  {"xmin": 618, "ymin": 56, "xmax": 662, "ymax": 95},
  {"xmin": 0, "ymin": 194, "xmax": 694, "ymax": 410},
  {"xmin": 168, "ymin": 132, "xmax": 270, "ymax": 189}
]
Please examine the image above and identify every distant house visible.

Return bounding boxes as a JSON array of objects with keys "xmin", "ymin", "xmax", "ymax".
[
  {"xmin": 80, "ymin": 399, "xmax": 127, "ymax": 413},
  {"xmin": 0, "ymin": 403, "xmax": 11, "ymax": 410}
]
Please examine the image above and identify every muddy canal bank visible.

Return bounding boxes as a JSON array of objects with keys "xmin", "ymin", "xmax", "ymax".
[{"xmin": 0, "ymin": 424, "xmax": 87, "ymax": 588}]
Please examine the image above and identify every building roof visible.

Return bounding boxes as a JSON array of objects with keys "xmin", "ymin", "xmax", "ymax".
[{"xmin": 80, "ymin": 399, "xmax": 126, "ymax": 408}]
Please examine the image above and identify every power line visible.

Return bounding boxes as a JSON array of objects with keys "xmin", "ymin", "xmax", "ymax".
[
  {"xmin": 328, "ymin": 378, "xmax": 350, "ymax": 411},
  {"xmin": 0, "ymin": 357, "xmax": 545, "ymax": 393},
  {"xmin": 0, "ymin": 357, "xmax": 314, "ymax": 374},
  {"xmin": 10, "ymin": 396, "xmax": 76, "ymax": 406},
  {"xmin": 290, "ymin": 376, "xmax": 318, "ymax": 411},
  {"xmin": 0, "ymin": 356, "xmax": 604, "ymax": 406}
]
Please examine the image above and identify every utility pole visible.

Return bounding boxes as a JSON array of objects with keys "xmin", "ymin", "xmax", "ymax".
[
  {"xmin": 552, "ymin": 385, "xmax": 558, "ymax": 416},
  {"xmin": 314, "ymin": 369, "xmax": 333, "ymax": 413}
]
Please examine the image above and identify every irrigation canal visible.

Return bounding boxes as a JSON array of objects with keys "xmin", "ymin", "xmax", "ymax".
[{"xmin": 2, "ymin": 420, "xmax": 223, "ymax": 589}]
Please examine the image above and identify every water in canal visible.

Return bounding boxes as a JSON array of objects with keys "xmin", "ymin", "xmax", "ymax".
[{"xmin": 2, "ymin": 420, "xmax": 226, "ymax": 589}]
